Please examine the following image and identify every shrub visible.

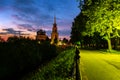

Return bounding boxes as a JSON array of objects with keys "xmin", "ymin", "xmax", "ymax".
[{"xmin": 0, "ymin": 37, "xmax": 57, "ymax": 80}]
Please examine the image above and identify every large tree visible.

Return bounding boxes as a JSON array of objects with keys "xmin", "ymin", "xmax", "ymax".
[
  {"xmin": 79, "ymin": 0, "xmax": 120, "ymax": 51},
  {"xmin": 70, "ymin": 12, "xmax": 87, "ymax": 45}
]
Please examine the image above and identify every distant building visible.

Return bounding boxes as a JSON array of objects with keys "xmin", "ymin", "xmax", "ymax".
[
  {"xmin": 36, "ymin": 29, "xmax": 48, "ymax": 41},
  {"xmin": 0, "ymin": 36, "xmax": 4, "ymax": 42},
  {"xmin": 36, "ymin": 16, "xmax": 59, "ymax": 44},
  {"xmin": 51, "ymin": 16, "xmax": 59, "ymax": 44}
]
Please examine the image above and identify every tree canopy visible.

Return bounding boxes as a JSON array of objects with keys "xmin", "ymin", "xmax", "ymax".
[{"xmin": 79, "ymin": 0, "xmax": 120, "ymax": 51}]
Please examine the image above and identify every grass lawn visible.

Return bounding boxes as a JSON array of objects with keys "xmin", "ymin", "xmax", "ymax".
[{"xmin": 80, "ymin": 50, "xmax": 120, "ymax": 80}]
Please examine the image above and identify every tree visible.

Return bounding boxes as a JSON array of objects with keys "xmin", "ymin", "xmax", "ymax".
[
  {"xmin": 79, "ymin": 0, "xmax": 120, "ymax": 51},
  {"xmin": 62, "ymin": 38, "xmax": 68, "ymax": 43},
  {"xmin": 0, "ymin": 36, "xmax": 4, "ymax": 42},
  {"xmin": 70, "ymin": 12, "xmax": 88, "ymax": 46}
]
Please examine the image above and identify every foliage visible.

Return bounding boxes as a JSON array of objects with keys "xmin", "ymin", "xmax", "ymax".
[
  {"xmin": 0, "ymin": 36, "xmax": 57, "ymax": 80},
  {"xmin": 22, "ymin": 48, "xmax": 76, "ymax": 80},
  {"xmin": 77, "ymin": 0, "xmax": 120, "ymax": 51},
  {"xmin": 82, "ymin": 0, "xmax": 120, "ymax": 37},
  {"xmin": 70, "ymin": 13, "xmax": 87, "ymax": 44},
  {"xmin": 70, "ymin": 11, "xmax": 107, "ymax": 49},
  {"xmin": 62, "ymin": 38, "xmax": 69, "ymax": 43}
]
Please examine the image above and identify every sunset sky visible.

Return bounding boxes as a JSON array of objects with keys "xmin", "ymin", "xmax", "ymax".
[{"xmin": 0, "ymin": 0, "xmax": 80, "ymax": 40}]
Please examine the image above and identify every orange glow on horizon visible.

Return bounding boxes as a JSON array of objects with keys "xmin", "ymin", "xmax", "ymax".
[{"xmin": 0, "ymin": 28, "xmax": 70, "ymax": 41}]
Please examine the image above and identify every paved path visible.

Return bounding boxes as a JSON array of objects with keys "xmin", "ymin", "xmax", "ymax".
[{"xmin": 80, "ymin": 50, "xmax": 120, "ymax": 80}]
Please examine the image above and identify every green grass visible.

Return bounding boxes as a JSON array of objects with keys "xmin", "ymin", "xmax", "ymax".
[
  {"xmin": 21, "ymin": 48, "xmax": 75, "ymax": 80},
  {"xmin": 80, "ymin": 50, "xmax": 120, "ymax": 80},
  {"xmin": 99, "ymin": 49, "xmax": 120, "ymax": 54}
]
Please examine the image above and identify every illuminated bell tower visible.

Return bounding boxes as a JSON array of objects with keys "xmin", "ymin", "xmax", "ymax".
[{"xmin": 51, "ymin": 15, "xmax": 59, "ymax": 44}]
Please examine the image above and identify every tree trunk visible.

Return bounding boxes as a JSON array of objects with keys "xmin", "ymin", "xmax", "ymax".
[
  {"xmin": 107, "ymin": 39, "xmax": 112, "ymax": 52},
  {"xmin": 114, "ymin": 38, "xmax": 118, "ymax": 50}
]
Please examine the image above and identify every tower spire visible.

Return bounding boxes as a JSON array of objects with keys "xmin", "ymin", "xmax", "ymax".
[
  {"xmin": 51, "ymin": 14, "xmax": 59, "ymax": 44},
  {"xmin": 54, "ymin": 14, "xmax": 56, "ymax": 24}
]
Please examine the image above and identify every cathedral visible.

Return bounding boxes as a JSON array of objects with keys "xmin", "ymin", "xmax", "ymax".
[{"xmin": 36, "ymin": 16, "xmax": 59, "ymax": 44}]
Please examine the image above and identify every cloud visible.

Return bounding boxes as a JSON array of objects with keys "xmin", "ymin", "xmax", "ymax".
[
  {"xmin": 12, "ymin": 0, "xmax": 41, "ymax": 26},
  {"xmin": 0, "ymin": 32, "xmax": 7, "ymax": 35},
  {"xmin": 0, "ymin": 0, "xmax": 79, "ymax": 38},
  {"xmin": 12, "ymin": 14, "xmax": 24, "ymax": 21},
  {"xmin": 1, "ymin": 28, "xmax": 24, "ymax": 35},
  {"xmin": 3, "ymin": 28, "xmax": 18, "ymax": 34},
  {"xmin": 17, "ymin": 24, "xmax": 36, "ymax": 32},
  {"xmin": 0, "ymin": 0, "xmax": 13, "ymax": 12},
  {"xmin": 11, "ymin": 0, "xmax": 78, "ymax": 31},
  {"xmin": 39, "ymin": 0, "xmax": 56, "ymax": 12},
  {"xmin": 11, "ymin": 0, "xmax": 61, "ymax": 27},
  {"xmin": 0, "ymin": 0, "xmax": 59, "ymax": 30},
  {"xmin": 14, "ymin": 0, "xmax": 35, "ymax": 5},
  {"xmin": 20, "ymin": 33, "xmax": 30, "ymax": 36},
  {"xmin": 58, "ymin": 30, "xmax": 70, "ymax": 36}
]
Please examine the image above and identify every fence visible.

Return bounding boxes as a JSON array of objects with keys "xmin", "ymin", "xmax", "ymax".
[{"xmin": 72, "ymin": 47, "xmax": 81, "ymax": 80}]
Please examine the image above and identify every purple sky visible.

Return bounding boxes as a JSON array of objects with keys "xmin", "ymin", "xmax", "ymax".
[{"xmin": 0, "ymin": 0, "xmax": 80, "ymax": 39}]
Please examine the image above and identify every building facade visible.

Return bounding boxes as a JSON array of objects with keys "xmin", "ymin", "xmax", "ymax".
[{"xmin": 36, "ymin": 29, "xmax": 48, "ymax": 41}]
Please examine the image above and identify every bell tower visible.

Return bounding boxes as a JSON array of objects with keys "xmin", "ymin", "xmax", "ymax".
[{"xmin": 51, "ymin": 15, "xmax": 59, "ymax": 44}]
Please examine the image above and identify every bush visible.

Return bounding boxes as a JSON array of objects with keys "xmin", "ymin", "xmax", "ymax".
[
  {"xmin": 0, "ymin": 37, "xmax": 57, "ymax": 80},
  {"xmin": 22, "ymin": 48, "xmax": 75, "ymax": 80}
]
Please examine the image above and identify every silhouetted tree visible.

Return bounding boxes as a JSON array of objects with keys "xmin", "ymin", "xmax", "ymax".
[
  {"xmin": 70, "ymin": 13, "xmax": 87, "ymax": 46},
  {"xmin": 62, "ymin": 38, "xmax": 68, "ymax": 43}
]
